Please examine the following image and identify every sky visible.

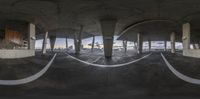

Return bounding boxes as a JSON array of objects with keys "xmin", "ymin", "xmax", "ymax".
[
  {"xmin": 35, "ymin": 36, "xmax": 120, "ymax": 49},
  {"xmin": 35, "ymin": 36, "xmax": 183, "ymax": 49}
]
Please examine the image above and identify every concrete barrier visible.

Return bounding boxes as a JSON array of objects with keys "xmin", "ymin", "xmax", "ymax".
[
  {"xmin": 183, "ymin": 49, "xmax": 200, "ymax": 58},
  {"xmin": 0, "ymin": 50, "xmax": 35, "ymax": 59}
]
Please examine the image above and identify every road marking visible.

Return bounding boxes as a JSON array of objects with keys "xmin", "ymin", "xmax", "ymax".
[
  {"xmin": 161, "ymin": 53, "xmax": 200, "ymax": 85},
  {"xmin": 92, "ymin": 56, "xmax": 102, "ymax": 63},
  {"xmin": 65, "ymin": 53, "xmax": 151, "ymax": 67},
  {"xmin": 0, "ymin": 53, "xmax": 57, "ymax": 85}
]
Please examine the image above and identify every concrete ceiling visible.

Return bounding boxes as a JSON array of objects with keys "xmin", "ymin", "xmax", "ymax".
[{"xmin": 0, "ymin": 0, "xmax": 200, "ymax": 41}]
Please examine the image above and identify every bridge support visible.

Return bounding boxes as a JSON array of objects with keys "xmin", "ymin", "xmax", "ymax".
[
  {"xmin": 91, "ymin": 35, "xmax": 95, "ymax": 52},
  {"xmin": 28, "ymin": 23, "xmax": 36, "ymax": 50},
  {"xmin": 74, "ymin": 26, "xmax": 83, "ymax": 55},
  {"xmin": 100, "ymin": 19, "xmax": 117, "ymax": 58},
  {"xmin": 148, "ymin": 40, "xmax": 151, "ymax": 52},
  {"xmin": 42, "ymin": 32, "xmax": 48, "ymax": 54},
  {"xmin": 123, "ymin": 40, "xmax": 128, "ymax": 53},
  {"xmin": 137, "ymin": 33, "xmax": 143, "ymax": 54},
  {"xmin": 182, "ymin": 23, "xmax": 190, "ymax": 50},
  {"xmin": 66, "ymin": 37, "xmax": 68, "ymax": 49},
  {"xmin": 164, "ymin": 40, "xmax": 167, "ymax": 51},
  {"xmin": 170, "ymin": 32, "xmax": 175, "ymax": 53},
  {"xmin": 195, "ymin": 44, "xmax": 199, "ymax": 49},
  {"xmin": 49, "ymin": 36, "xmax": 56, "ymax": 52}
]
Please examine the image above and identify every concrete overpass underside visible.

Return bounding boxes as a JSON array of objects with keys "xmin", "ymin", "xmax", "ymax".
[{"xmin": 1, "ymin": 0, "xmax": 200, "ymax": 98}]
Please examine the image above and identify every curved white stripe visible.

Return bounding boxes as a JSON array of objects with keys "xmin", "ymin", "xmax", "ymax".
[
  {"xmin": 92, "ymin": 56, "xmax": 102, "ymax": 63},
  {"xmin": 65, "ymin": 53, "xmax": 151, "ymax": 67},
  {"xmin": 0, "ymin": 53, "xmax": 57, "ymax": 85},
  {"xmin": 161, "ymin": 53, "xmax": 200, "ymax": 85}
]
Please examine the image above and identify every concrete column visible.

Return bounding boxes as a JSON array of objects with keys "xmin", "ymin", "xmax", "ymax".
[
  {"xmin": 182, "ymin": 23, "xmax": 190, "ymax": 50},
  {"xmin": 170, "ymin": 32, "xmax": 176, "ymax": 53},
  {"xmin": 100, "ymin": 19, "xmax": 117, "ymax": 58},
  {"xmin": 49, "ymin": 36, "xmax": 56, "ymax": 51},
  {"xmin": 123, "ymin": 40, "xmax": 128, "ymax": 53},
  {"xmin": 74, "ymin": 33, "xmax": 78, "ymax": 54},
  {"xmin": 134, "ymin": 42, "xmax": 137, "ymax": 50},
  {"xmin": 148, "ymin": 40, "xmax": 151, "ymax": 51},
  {"xmin": 74, "ymin": 26, "xmax": 83, "ymax": 54},
  {"xmin": 77, "ymin": 26, "xmax": 83, "ymax": 53},
  {"xmin": 42, "ymin": 32, "xmax": 48, "ymax": 54},
  {"xmin": 193, "ymin": 44, "xmax": 196, "ymax": 49},
  {"xmin": 66, "ymin": 37, "xmax": 68, "ymax": 49},
  {"xmin": 194, "ymin": 44, "xmax": 199, "ymax": 49},
  {"xmin": 91, "ymin": 35, "xmax": 95, "ymax": 52},
  {"xmin": 137, "ymin": 33, "xmax": 143, "ymax": 54},
  {"xmin": 164, "ymin": 40, "xmax": 167, "ymax": 51},
  {"xmin": 198, "ymin": 43, "xmax": 200, "ymax": 49},
  {"xmin": 28, "ymin": 23, "xmax": 36, "ymax": 50}
]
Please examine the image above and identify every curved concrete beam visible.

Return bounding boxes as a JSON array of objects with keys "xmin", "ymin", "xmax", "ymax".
[
  {"xmin": 0, "ymin": 53, "xmax": 57, "ymax": 85},
  {"xmin": 118, "ymin": 19, "xmax": 177, "ymax": 38},
  {"xmin": 65, "ymin": 53, "xmax": 151, "ymax": 67},
  {"xmin": 181, "ymin": 11, "xmax": 200, "ymax": 22},
  {"xmin": 161, "ymin": 53, "xmax": 200, "ymax": 85}
]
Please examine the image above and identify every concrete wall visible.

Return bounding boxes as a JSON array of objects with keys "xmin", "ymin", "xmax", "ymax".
[
  {"xmin": 183, "ymin": 50, "xmax": 200, "ymax": 58},
  {"xmin": 0, "ymin": 50, "xmax": 35, "ymax": 59}
]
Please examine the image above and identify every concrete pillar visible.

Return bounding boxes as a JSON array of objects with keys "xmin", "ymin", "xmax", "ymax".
[
  {"xmin": 74, "ymin": 33, "xmax": 78, "ymax": 54},
  {"xmin": 134, "ymin": 42, "xmax": 137, "ymax": 50},
  {"xmin": 77, "ymin": 26, "xmax": 83, "ymax": 53},
  {"xmin": 198, "ymin": 43, "xmax": 200, "ymax": 49},
  {"xmin": 66, "ymin": 37, "xmax": 68, "ymax": 49},
  {"xmin": 182, "ymin": 23, "xmax": 190, "ymax": 50},
  {"xmin": 74, "ymin": 26, "xmax": 83, "ymax": 54},
  {"xmin": 194, "ymin": 44, "xmax": 199, "ymax": 49},
  {"xmin": 148, "ymin": 40, "xmax": 151, "ymax": 51},
  {"xmin": 193, "ymin": 44, "xmax": 196, "ymax": 49},
  {"xmin": 49, "ymin": 36, "xmax": 56, "ymax": 51},
  {"xmin": 137, "ymin": 33, "xmax": 143, "ymax": 54},
  {"xmin": 164, "ymin": 40, "xmax": 167, "ymax": 51},
  {"xmin": 123, "ymin": 40, "xmax": 128, "ymax": 53},
  {"xmin": 91, "ymin": 35, "xmax": 95, "ymax": 52},
  {"xmin": 42, "ymin": 32, "xmax": 48, "ymax": 54},
  {"xmin": 170, "ymin": 32, "xmax": 176, "ymax": 53},
  {"xmin": 28, "ymin": 23, "xmax": 36, "ymax": 50},
  {"xmin": 100, "ymin": 19, "xmax": 117, "ymax": 58}
]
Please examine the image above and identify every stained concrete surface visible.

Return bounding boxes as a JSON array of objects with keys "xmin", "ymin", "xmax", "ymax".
[
  {"xmin": 163, "ymin": 52, "xmax": 200, "ymax": 79},
  {"xmin": 0, "ymin": 51, "xmax": 200, "ymax": 98},
  {"xmin": 67, "ymin": 49, "xmax": 148, "ymax": 65},
  {"xmin": 0, "ymin": 53, "xmax": 52, "ymax": 80}
]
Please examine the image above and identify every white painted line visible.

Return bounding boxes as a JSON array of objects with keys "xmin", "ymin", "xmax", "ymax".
[
  {"xmin": 161, "ymin": 53, "xmax": 200, "ymax": 85},
  {"xmin": 0, "ymin": 53, "xmax": 57, "ymax": 85},
  {"xmin": 92, "ymin": 56, "xmax": 102, "ymax": 63},
  {"xmin": 65, "ymin": 53, "xmax": 151, "ymax": 67}
]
